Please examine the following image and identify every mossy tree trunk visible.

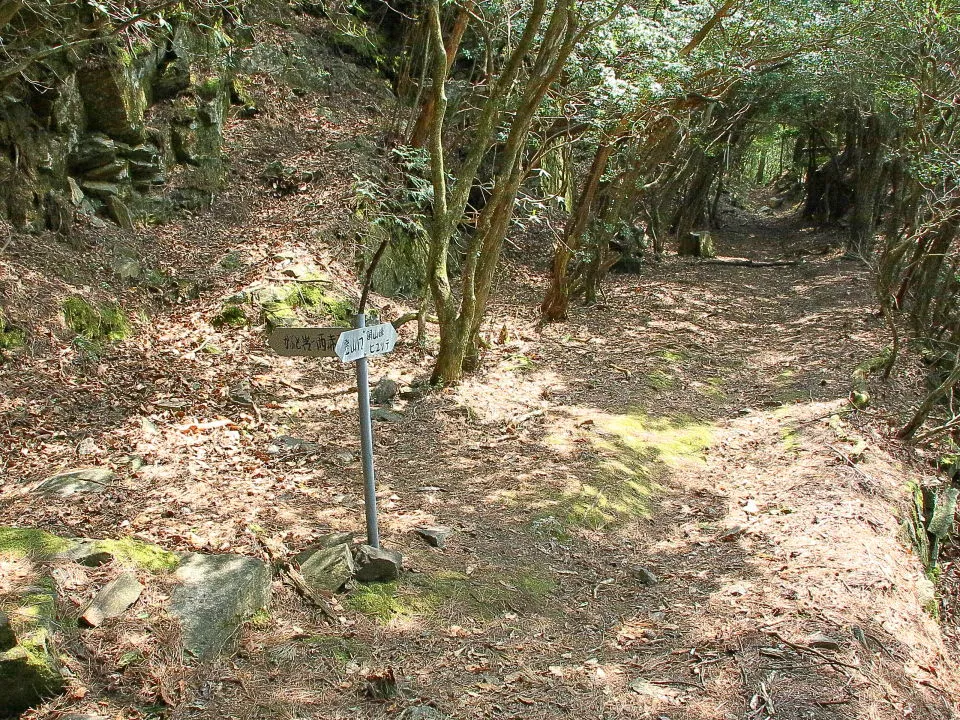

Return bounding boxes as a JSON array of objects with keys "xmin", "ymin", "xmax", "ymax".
[{"xmin": 425, "ymin": 0, "xmax": 625, "ymax": 384}]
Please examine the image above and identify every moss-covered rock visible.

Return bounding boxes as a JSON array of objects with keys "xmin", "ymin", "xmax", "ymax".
[
  {"xmin": 212, "ymin": 302, "xmax": 249, "ymax": 329},
  {"xmin": 0, "ymin": 309, "xmax": 25, "ymax": 354},
  {"xmin": 256, "ymin": 282, "xmax": 353, "ymax": 329},
  {"xmin": 85, "ymin": 537, "xmax": 179, "ymax": 573},
  {"xmin": 0, "ymin": 528, "xmax": 72, "ymax": 560},
  {"xmin": 77, "ymin": 62, "xmax": 148, "ymax": 144},
  {"xmin": 0, "ymin": 580, "xmax": 64, "ymax": 716},
  {"xmin": 62, "ymin": 296, "xmax": 130, "ymax": 344},
  {"xmin": 0, "ymin": 527, "xmax": 178, "ymax": 573}
]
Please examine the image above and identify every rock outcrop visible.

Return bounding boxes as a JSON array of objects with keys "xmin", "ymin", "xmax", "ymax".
[{"xmin": 0, "ymin": 13, "xmax": 236, "ymax": 233}]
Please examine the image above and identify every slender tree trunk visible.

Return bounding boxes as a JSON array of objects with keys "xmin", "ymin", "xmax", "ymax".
[
  {"xmin": 409, "ymin": 0, "xmax": 474, "ymax": 147},
  {"xmin": 541, "ymin": 139, "xmax": 616, "ymax": 321}
]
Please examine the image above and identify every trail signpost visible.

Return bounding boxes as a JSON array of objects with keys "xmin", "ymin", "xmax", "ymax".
[{"xmin": 267, "ymin": 314, "xmax": 398, "ymax": 548}]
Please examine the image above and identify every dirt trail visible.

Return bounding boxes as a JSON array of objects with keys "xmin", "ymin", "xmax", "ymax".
[{"xmin": 0, "ymin": 48, "xmax": 957, "ymax": 720}]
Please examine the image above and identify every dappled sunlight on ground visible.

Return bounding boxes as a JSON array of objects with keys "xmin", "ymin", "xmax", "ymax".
[{"xmin": 0, "ymin": 58, "xmax": 956, "ymax": 718}]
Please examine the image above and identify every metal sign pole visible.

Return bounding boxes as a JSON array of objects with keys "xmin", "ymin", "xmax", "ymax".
[{"xmin": 354, "ymin": 312, "xmax": 381, "ymax": 549}]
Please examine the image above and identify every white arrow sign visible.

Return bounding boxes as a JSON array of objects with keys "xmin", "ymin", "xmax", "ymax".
[{"xmin": 334, "ymin": 322, "xmax": 398, "ymax": 362}]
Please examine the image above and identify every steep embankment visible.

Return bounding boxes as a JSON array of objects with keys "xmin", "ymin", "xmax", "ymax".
[{"xmin": 0, "ymin": 9, "xmax": 957, "ymax": 720}]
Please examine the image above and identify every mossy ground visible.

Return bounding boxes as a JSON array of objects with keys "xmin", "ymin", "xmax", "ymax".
[
  {"xmin": 346, "ymin": 567, "xmax": 557, "ymax": 624},
  {"xmin": 91, "ymin": 537, "xmax": 179, "ymax": 573},
  {"xmin": 0, "ymin": 527, "xmax": 72, "ymax": 560},
  {"xmin": 539, "ymin": 412, "xmax": 715, "ymax": 532},
  {"xmin": 0, "ymin": 528, "xmax": 177, "ymax": 572}
]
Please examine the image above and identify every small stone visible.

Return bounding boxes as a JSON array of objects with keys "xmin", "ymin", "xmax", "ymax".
[
  {"xmin": 742, "ymin": 499, "xmax": 759, "ymax": 515},
  {"xmin": 0, "ymin": 613, "xmax": 14, "ymax": 651},
  {"xmin": 80, "ymin": 572, "xmax": 144, "ymax": 627},
  {"xmin": 54, "ymin": 539, "xmax": 115, "ymax": 567},
  {"xmin": 38, "ymin": 468, "xmax": 115, "ymax": 496},
  {"xmin": 107, "ymin": 196, "xmax": 135, "ymax": 230},
  {"xmin": 281, "ymin": 263, "xmax": 327, "ymax": 281},
  {"xmin": 371, "ymin": 378, "xmax": 398, "ymax": 406},
  {"xmin": 111, "ymin": 255, "xmax": 142, "ymax": 280},
  {"xmin": 297, "ymin": 544, "xmax": 355, "ymax": 593},
  {"xmin": 628, "ymin": 566, "xmax": 658, "ymax": 586},
  {"xmin": 414, "ymin": 526, "xmax": 452, "ymax": 548},
  {"xmin": 76, "ymin": 437, "xmax": 99, "ymax": 456},
  {"xmin": 267, "ymin": 435, "xmax": 320, "ymax": 455},
  {"xmin": 401, "ymin": 706, "xmax": 446, "ymax": 720},
  {"xmin": 806, "ymin": 632, "xmax": 841, "ymax": 651},
  {"xmin": 354, "ymin": 545, "xmax": 402, "ymax": 582},
  {"xmin": 370, "ymin": 408, "xmax": 403, "ymax": 423}
]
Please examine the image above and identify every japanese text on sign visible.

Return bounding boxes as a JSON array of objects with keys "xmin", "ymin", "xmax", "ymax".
[
  {"xmin": 334, "ymin": 323, "xmax": 398, "ymax": 362},
  {"xmin": 268, "ymin": 327, "xmax": 345, "ymax": 357}
]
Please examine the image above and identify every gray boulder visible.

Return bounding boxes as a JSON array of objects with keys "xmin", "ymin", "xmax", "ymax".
[
  {"xmin": 414, "ymin": 526, "xmax": 452, "ymax": 549},
  {"xmin": 55, "ymin": 539, "xmax": 115, "ymax": 567},
  {"xmin": 170, "ymin": 553, "xmax": 272, "ymax": 659},
  {"xmin": 371, "ymin": 378, "xmax": 398, "ymax": 406},
  {"xmin": 38, "ymin": 468, "xmax": 115, "ymax": 496}
]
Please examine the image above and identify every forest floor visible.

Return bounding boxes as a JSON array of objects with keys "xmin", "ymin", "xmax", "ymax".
[{"xmin": 1, "ymin": 23, "xmax": 959, "ymax": 720}]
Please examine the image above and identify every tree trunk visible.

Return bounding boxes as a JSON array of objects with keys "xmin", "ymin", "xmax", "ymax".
[
  {"xmin": 409, "ymin": 0, "xmax": 474, "ymax": 147},
  {"xmin": 541, "ymin": 139, "xmax": 615, "ymax": 321},
  {"xmin": 847, "ymin": 112, "xmax": 886, "ymax": 256}
]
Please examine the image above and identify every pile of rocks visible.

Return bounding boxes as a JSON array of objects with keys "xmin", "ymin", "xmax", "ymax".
[{"xmin": 0, "ymin": 517, "xmax": 404, "ymax": 716}]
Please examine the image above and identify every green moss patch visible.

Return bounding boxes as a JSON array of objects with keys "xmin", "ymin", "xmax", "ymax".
[
  {"xmin": 257, "ymin": 283, "xmax": 354, "ymax": 328},
  {"xmin": 346, "ymin": 581, "xmax": 409, "ymax": 621},
  {"xmin": 346, "ymin": 567, "xmax": 557, "ymax": 624},
  {"xmin": 781, "ymin": 426, "xmax": 801, "ymax": 454},
  {"xmin": 0, "ymin": 528, "xmax": 72, "ymax": 560},
  {"xmin": 0, "ymin": 309, "xmax": 25, "ymax": 352},
  {"xmin": 644, "ymin": 369, "xmax": 674, "ymax": 390},
  {"xmin": 698, "ymin": 377, "xmax": 727, "ymax": 399},
  {"xmin": 212, "ymin": 303, "xmax": 249, "ymax": 328},
  {"xmin": 660, "ymin": 348, "xmax": 689, "ymax": 364},
  {"xmin": 63, "ymin": 296, "xmax": 130, "ymax": 344},
  {"xmin": 538, "ymin": 412, "xmax": 715, "ymax": 532},
  {"xmin": 92, "ymin": 538, "xmax": 179, "ymax": 573}
]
